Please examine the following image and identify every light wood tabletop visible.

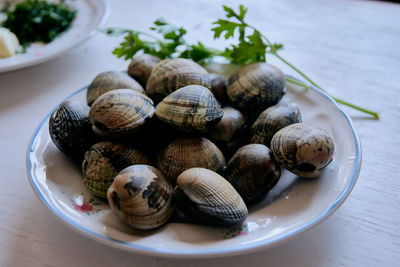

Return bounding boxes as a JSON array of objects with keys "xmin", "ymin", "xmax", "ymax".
[{"xmin": 1, "ymin": 0, "xmax": 399, "ymax": 266}]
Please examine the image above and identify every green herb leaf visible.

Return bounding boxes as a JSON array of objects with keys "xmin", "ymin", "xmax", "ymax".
[
  {"xmin": 105, "ymin": 19, "xmax": 218, "ymax": 63},
  {"xmin": 239, "ymin": 5, "xmax": 247, "ymax": 20},
  {"xmin": 212, "ymin": 19, "xmax": 242, "ymax": 39}
]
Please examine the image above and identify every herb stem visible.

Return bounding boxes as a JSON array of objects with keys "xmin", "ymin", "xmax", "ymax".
[
  {"xmin": 276, "ymin": 52, "xmax": 379, "ymax": 118},
  {"xmin": 244, "ymin": 22, "xmax": 380, "ymax": 118},
  {"xmin": 104, "ymin": 27, "xmax": 160, "ymax": 40},
  {"xmin": 285, "ymin": 77, "xmax": 309, "ymax": 90},
  {"xmin": 331, "ymin": 98, "xmax": 379, "ymax": 119}
]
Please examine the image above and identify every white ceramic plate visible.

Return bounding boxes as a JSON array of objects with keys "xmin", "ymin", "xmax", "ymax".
[
  {"xmin": 26, "ymin": 76, "xmax": 361, "ymax": 258},
  {"xmin": 0, "ymin": 0, "xmax": 108, "ymax": 73}
]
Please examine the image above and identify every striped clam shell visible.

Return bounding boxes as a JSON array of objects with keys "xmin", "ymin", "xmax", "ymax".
[
  {"xmin": 127, "ymin": 54, "xmax": 161, "ymax": 87},
  {"xmin": 107, "ymin": 165, "xmax": 173, "ymax": 230},
  {"xmin": 271, "ymin": 123, "xmax": 335, "ymax": 178},
  {"xmin": 251, "ymin": 102, "xmax": 302, "ymax": 148},
  {"xmin": 82, "ymin": 141, "xmax": 150, "ymax": 198},
  {"xmin": 225, "ymin": 144, "xmax": 281, "ymax": 204},
  {"xmin": 155, "ymin": 85, "xmax": 223, "ymax": 133},
  {"xmin": 146, "ymin": 58, "xmax": 211, "ymax": 103},
  {"xmin": 89, "ymin": 89, "xmax": 154, "ymax": 137},
  {"xmin": 49, "ymin": 101, "xmax": 97, "ymax": 163},
  {"xmin": 227, "ymin": 63, "xmax": 285, "ymax": 115},
  {"xmin": 86, "ymin": 71, "xmax": 145, "ymax": 106},
  {"xmin": 174, "ymin": 168, "xmax": 248, "ymax": 225},
  {"xmin": 156, "ymin": 137, "xmax": 226, "ymax": 184}
]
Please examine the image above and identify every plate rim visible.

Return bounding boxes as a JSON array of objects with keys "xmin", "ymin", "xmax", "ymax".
[
  {"xmin": 26, "ymin": 82, "xmax": 362, "ymax": 258},
  {"xmin": 0, "ymin": 0, "xmax": 110, "ymax": 73}
]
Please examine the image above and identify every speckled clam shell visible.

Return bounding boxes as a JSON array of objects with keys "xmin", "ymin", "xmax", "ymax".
[
  {"xmin": 49, "ymin": 101, "xmax": 97, "ymax": 163},
  {"xmin": 225, "ymin": 144, "xmax": 281, "ymax": 203},
  {"xmin": 127, "ymin": 54, "xmax": 161, "ymax": 87},
  {"xmin": 174, "ymin": 168, "xmax": 248, "ymax": 225},
  {"xmin": 155, "ymin": 85, "xmax": 223, "ymax": 133},
  {"xmin": 89, "ymin": 89, "xmax": 154, "ymax": 137},
  {"xmin": 207, "ymin": 106, "xmax": 246, "ymax": 143},
  {"xmin": 271, "ymin": 123, "xmax": 335, "ymax": 178},
  {"xmin": 227, "ymin": 63, "xmax": 285, "ymax": 115},
  {"xmin": 107, "ymin": 165, "xmax": 173, "ymax": 230},
  {"xmin": 82, "ymin": 141, "xmax": 150, "ymax": 198},
  {"xmin": 251, "ymin": 102, "xmax": 302, "ymax": 148},
  {"xmin": 156, "ymin": 137, "xmax": 226, "ymax": 184},
  {"xmin": 146, "ymin": 58, "xmax": 211, "ymax": 102},
  {"xmin": 86, "ymin": 71, "xmax": 145, "ymax": 106}
]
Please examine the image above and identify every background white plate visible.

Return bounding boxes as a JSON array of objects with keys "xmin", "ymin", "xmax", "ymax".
[
  {"xmin": 0, "ymin": 0, "xmax": 108, "ymax": 73},
  {"xmin": 26, "ymin": 77, "xmax": 361, "ymax": 258}
]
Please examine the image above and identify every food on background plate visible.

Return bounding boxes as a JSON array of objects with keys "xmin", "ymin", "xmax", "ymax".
[
  {"xmin": 0, "ymin": 27, "xmax": 19, "ymax": 58},
  {"xmin": 0, "ymin": 0, "xmax": 76, "ymax": 57}
]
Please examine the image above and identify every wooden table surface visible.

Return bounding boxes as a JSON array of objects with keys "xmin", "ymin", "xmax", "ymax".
[{"xmin": 1, "ymin": 0, "xmax": 399, "ymax": 266}]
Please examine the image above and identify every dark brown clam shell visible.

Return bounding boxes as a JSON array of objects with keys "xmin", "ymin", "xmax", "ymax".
[
  {"xmin": 207, "ymin": 106, "xmax": 246, "ymax": 143},
  {"xmin": 49, "ymin": 101, "xmax": 97, "ymax": 163},
  {"xmin": 225, "ymin": 144, "xmax": 281, "ymax": 204},
  {"xmin": 251, "ymin": 102, "xmax": 302, "ymax": 148},
  {"xmin": 208, "ymin": 73, "xmax": 228, "ymax": 104}
]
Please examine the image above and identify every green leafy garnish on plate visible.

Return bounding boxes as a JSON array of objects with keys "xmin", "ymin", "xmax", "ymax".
[{"xmin": 103, "ymin": 18, "xmax": 217, "ymax": 65}]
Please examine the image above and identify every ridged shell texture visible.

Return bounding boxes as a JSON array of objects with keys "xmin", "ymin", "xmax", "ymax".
[{"xmin": 107, "ymin": 164, "xmax": 173, "ymax": 230}]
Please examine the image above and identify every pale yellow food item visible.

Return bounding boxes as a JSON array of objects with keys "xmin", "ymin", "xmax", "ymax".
[{"xmin": 0, "ymin": 27, "xmax": 20, "ymax": 58}]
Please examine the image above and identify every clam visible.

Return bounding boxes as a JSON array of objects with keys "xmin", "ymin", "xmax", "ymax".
[
  {"xmin": 86, "ymin": 71, "xmax": 145, "ymax": 106},
  {"xmin": 146, "ymin": 58, "xmax": 211, "ymax": 102},
  {"xmin": 251, "ymin": 102, "xmax": 302, "ymax": 148},
  {"xmin": 174, "ymin": 168, "xmax": 248, "ymax": 225},
  {"xmin": 49, "ymin": 101, "xmax": 97, "ymax": 163},
  {"xmin": 107, "ymin": 164, "xmax": 173, "ymax": 230},
  {"xmin": 89, "ymin": 89, "xmax": 154, "ymax": 137},
  {"xmin": 208, "ymin": 73, "xmax": 227, "ymax": 104},
  {"xmin": 157, "ymin": 137, "xmax": 226, "ymax": 184},
  {"xmin": 225, "ymin": 144, "xmax": 281, "ymax": 204},
  {"xmin": 226, "ymin": 63, "xmax": 285, "ymax": 115},
  {"xmin": 207, "ymin": 107, "xmax": 246, "ymax": 143},
  {"xmin": 155, "ymin": 85, "xmax": 223, "ymax": 133},
  {"xmin": 271, "ymin": 123, "xmax": 335, "ymax": 178},
  {"xmin": 82, "ymin": 141, "xmax": 151, "ymax": 198},
  {"xmin": 127, "ymin": 54, "xmax": 161, "ymax": 87}
]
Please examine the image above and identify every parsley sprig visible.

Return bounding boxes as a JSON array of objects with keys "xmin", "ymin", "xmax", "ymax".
[
  {"xmin": 212, "ymin": 5, "xmax": 379, "ymax": 118},
  {"xmin": 104, "ymin": 5, "xmax": 379, "ymax": 118},
  {"xmin": 103, "ymin": 18, "xmax": 217, "ymax": 65}
]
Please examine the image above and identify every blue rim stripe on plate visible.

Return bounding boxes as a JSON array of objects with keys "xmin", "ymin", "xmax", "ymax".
[{"xmin": 26, "ymin": 84, "xmax": 361, "ymax": 257}]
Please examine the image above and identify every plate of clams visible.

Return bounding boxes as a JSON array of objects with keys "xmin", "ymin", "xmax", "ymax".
[{"xmin": 27, "ymin": 55, "xmax": 361, "ymax": 257}]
